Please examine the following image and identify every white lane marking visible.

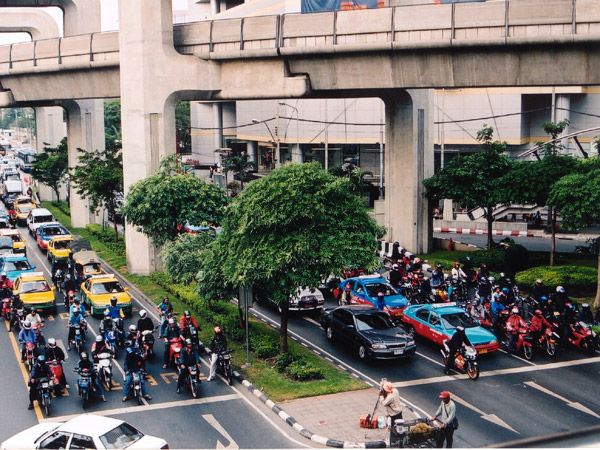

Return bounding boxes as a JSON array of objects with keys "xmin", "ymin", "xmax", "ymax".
[
  {"xmin": 393, "ymin": 356, "xmax": 600, "ymax": 387},
  {"xmin": 524, "ymin": 381, "xmax": 600, "ymax": 419},
  {"xmin": 416, "ymin": 351, "xmax": 445, "ymax": 367},
  {"xmin": 203, "ymin": 413, "xmax": 240, "ymax": 449},
  {"xmin": 451, "ymin": 392, "xmax": 519, "ymax": 434},
  {"xmin": 56, "ymin": 338, "xmax": 68, "ymax": 360},
  {"xmin": 40, "ymin": 393, "xmax": 240, "ymax": 423},
  {"xmin": 498, "ymin": 348, "xmax": 536, "ymax": 366},
  {"xmin": 302, "ymin": 316, "xmax": 321, "ymax": 326},
  {"xmin": 248, "ymin": 306, "xmax": 429, "ymax": 419}
]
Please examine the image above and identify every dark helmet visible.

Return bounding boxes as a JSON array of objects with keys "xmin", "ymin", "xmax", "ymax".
[
  {"xmin": 73, "ymin": 308, "xmax": 80, "ymax": 316},
  {"xmin": 436, "ymin": 263, "xmax": 442, "ymax": 269},
  {"xmin": 124, "ymin": 340, "xmax": 133, "ymax": 349},
  {"xmin": 73, "ymin": 297, "xmax": 80, "ymax": 304},
  {"xmin": 110, "ymin": 296, "xmax": 117, "ymax": 305}
]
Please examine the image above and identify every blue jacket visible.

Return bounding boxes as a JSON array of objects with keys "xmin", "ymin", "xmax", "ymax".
[
  {"xmin": 69, "ymin": 303, "xmax": 87, "ymax": 319},
  {"xmin": 105, "ymin": 305, "xmax": 124, "ymax": 319},
  {"xmin": 491, "ymin": 301, "xmax": 505, "ymax": 319},
  {"xmin": 18, "ymin": 328, "xmax": 36, "ymax": 345},
  {"xmin": 69, "ymin": 314, "xmax": 85, "ymax": 327}
]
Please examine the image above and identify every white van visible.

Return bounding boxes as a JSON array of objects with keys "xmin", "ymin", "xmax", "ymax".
[
  {"xmin": 3, "ymin": 179, "xmax": 22, "ymax": 196},
  {"xmin": 27, "ymin": 208, "xmax": 55, "ymax": 236}
]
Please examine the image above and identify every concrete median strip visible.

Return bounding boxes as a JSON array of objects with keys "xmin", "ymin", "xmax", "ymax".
[{"xmin": 232, "ymin": 370, "xmax": 387, "ymax": 448}]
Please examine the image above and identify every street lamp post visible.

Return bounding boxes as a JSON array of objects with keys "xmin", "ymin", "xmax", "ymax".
[
  {"xmin": 278, "ymin": 101, "xmax": 300, "ymax": 163},
  {"xmin": 252, "ymin": 119, "xmax": 277, "ymax": 170}
]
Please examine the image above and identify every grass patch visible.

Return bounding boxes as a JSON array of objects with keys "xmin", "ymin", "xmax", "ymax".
[{"xmin": 43, "ymin": 201, "xmax": 367, "ymax": 401}]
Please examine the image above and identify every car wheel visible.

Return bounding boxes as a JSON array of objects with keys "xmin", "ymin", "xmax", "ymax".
[
  {"xmin": 326, "ymin": 326, "xmax": 334, "ymax": 341},
  {"xmin": 358, "ymin": 345, "xmax": 367, "ymax": 360}
]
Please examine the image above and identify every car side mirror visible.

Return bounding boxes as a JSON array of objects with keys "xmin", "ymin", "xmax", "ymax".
[{"xmin": 346, "ymin": 324, "xmax": 355, "ymax": 329}]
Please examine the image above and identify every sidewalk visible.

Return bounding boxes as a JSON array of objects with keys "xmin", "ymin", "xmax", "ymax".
[{"xmin": 280, "ymin": 388, "xmax": 419, "ymax": 445}]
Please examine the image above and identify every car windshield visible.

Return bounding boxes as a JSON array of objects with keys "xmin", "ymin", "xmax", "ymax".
[
  {"xmin": 3, "ymin": 260, "xmax": 31, "ymax": 271},
  {"xmin": 0, "ymin": 237, "xmax": 12, "ymax": 249},
  {"xmin": 84, "ymin": 263, "xmax": 101, "ymax": 274},
  {"xmin": 92, "ymin": 281, "xmax": 123, "ymax": 294},
  {"xmin": 22, "ymin": 280, "xmax": 50, "ymax": 293},
  {"xmin": 43, "ymin": 227, "xmax": 66, "ymax": 236},
  {"xmin": 18, "ymin": 206, "xmax": 31, "ymax": 214},
  {"xmin": 53, "ymin": 240, "xmax": 70, "ymax": 249},
  {"xmin": 365, "ymin": 282, "xmax": 398, "ymax": 298},
  {"xmin": 99, "ymin": 423, "xmax": 144, "ymax": 449},
  {"xmin": 355, "ymin": 312, "xmax": 395, "ymax": 331},
  {"xmin": 10, "ymin": 234, "xmax": 22, "ymax": 242},
  {"xmin": 35, "ymin": 215, "xmax": 53, "ymax": 223},
  {"xmin": 441, "ymin": 312, "xmax": 478, "ymax": 329}
]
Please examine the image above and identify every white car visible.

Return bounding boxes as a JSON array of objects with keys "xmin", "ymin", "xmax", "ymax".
[
  {"xmin": 289, "ymin": 287, "xmax": 325, "ymax": 312},
  {"xmin": 26, "ymin": 208, "xmax": 55, "ymax": 236},
  {"xmin": 1, "ymin": 414, "xmax": 169, "ymax": 449}
]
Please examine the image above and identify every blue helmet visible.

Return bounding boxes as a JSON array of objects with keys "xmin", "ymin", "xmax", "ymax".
[
  {"xmin": 502, "ymin": 288, "xmax": 509, "ymax": 295},
  {"xmin": 540, "ymin": 295, "xmax": 548, "ymax": 303}
]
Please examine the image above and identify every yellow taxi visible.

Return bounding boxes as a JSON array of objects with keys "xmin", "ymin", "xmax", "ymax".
[
  {"xmin": 14, "ymin": 272, "xmax": 56, "ymax": 314},
  {"xmin": 80, "ymin": 273, "xmax": 132, "ymax": 317},
  {"xmin": 0, "ymin": 229, "xmax": 26, "ymax": 255},
  {"xmin": 47, "ymin": 235, "xmax": 74, "ymax": 264},
  {"xmin": 13, "ymin": 197, "xmax": 36, "ymax": 225}
]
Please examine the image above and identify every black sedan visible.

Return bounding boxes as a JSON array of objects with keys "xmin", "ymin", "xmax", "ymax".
[{"xmin": 320, "ymin": 305, "xmax": 416, "ymax": 360}]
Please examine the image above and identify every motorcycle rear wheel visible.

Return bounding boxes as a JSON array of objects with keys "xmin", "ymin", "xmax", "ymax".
[
  {"xmin": 43, "ymin": 395, "xmax": 51, "ymax": 416},
  {"xmin": 226, "ymin": 366, "xmax": 233, "ymax": 385},
  {"xmin": 466, "ymin": 362, "xmax": 479, "ymax": 380},
  {"xmin": 546, "ymin": 341, "xmax": 556, "ymax": 357},
  {"xmin": 523, "ymin": 345, "xmax": 533, "ymax": 361}
]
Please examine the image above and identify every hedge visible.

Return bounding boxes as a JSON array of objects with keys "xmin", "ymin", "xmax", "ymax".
[{"xmin": 515, "ymin": 265, "xmax": 598, "ymax": 295}]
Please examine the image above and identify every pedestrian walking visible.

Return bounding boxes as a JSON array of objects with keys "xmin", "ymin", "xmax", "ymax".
[
  {"xmin": 380, "ymin": 381, "xmax": 405, "ymax": 447},
  {"xmin": 431, "ymin": 391, "xmax": 457, "ymax": 448}
]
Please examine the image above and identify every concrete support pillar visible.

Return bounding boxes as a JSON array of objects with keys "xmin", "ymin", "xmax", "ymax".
[
  {"xmin": 555, "ymin": 94, "xmax": 570, "ymax": 153},
  {"xmin": 213, "ymin": 103, "xmax": 223, "ymax": 159},
  {"xmin": 383, "ymin": 89, "xmax": 433, "ymax": 254},
  {"xmin": 118, "ymin": 0, "xmax": 213, "ymax": 274},
  {"xmin": 247, "ymin": 141, "xmax": 257, "ymax": 165},
  {"xmin": 291, "ymin": 143, "xmax": 303, "ymax": 163},
  {"xmin": 442, "ymin": 199, "xmax": 453, "ymax": 221}
]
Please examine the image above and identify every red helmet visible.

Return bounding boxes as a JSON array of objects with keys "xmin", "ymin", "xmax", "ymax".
[
  {"xmin": 68, "ymin": 290, "xmax": 75, "ymax": 297},
  {"xmin": 534, "ymin": 309, "xmax": 542, "ymax": 316}
]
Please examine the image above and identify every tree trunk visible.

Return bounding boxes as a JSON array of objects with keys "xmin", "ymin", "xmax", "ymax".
[
  {"xmin": 550, "ymin": 209, "xmax": 557, "ymax": 266},
  {"xmin": 53, "ymin": 186, "xmax": 60, "ymax": 204},
  {"xmin": 487, "ymin": 206, "xmax": 494, "ymax": 250},
  {"xmin": 594, "ymin": 246, "xmax": 600, "ymax": 310},
  {"xmin": 279, "ymin": 301, "xmax": 289, "ymax": 353}
]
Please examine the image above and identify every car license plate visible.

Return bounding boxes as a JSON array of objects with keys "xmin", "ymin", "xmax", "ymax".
[
  {"xmin": 394, "ymin": 349, "xmax": 404, "ymax": 355},
  {"xmin": 479, "ymin": 349, "xmax": 487, "ymax": 354}
]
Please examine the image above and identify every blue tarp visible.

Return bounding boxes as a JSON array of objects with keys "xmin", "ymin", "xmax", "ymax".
[{"xmin": 301, "ymin": 0, "xmax": 379, "ymax": 13}]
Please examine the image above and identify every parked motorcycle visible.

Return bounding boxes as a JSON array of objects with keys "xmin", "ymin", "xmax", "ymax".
[
  {"xmin": 216, "ymin": 350, "xmax": 233, "ymax": 385},
  {"xmin": 441, "ymin": 344, "xmax": 479, "ymax": 380},
  {"xmin": 36, "ymin": 376, "xmax": 52, "ymax": 416},
  {"xmin": 95, "ymin": 352, "xmax": 113, "ymax": 391}
]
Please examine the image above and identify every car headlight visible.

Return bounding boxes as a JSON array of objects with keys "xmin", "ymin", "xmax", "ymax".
[
  {"xmin": 371, "ymin": 343, "xmax": 387, "ymax": 349},
  {"xmin": 407, "ymin": 340, "xmax": 415, "ymax": 346},
  {"xmin": 289, "ymin": 297, "xmax": 298, "ymax": 304}
]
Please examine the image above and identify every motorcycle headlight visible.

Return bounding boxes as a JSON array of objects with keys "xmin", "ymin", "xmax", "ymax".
[{"xmin": 371, "ymin": 343, "xmax": 387, "ymax": 349}]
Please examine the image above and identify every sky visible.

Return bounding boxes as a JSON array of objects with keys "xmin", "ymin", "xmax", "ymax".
[{"xmin": 0, "ymin": 0, "xmax": 189, "ymax": 44}]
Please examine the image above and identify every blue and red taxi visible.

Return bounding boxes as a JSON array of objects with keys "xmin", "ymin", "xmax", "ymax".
[
  {"xmin": 339, "ymin": 275, "xmax": 409, "ymax": 319},
  {"xmin": 401, "ymin": 302, "xmax": 499, "ymax": 354},
  {"xmin": 35, "ymin": 223, "xmax": 70, "ymax": 251}
]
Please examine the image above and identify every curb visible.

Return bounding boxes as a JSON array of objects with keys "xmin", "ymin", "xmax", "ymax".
[
  {"xmin": 232, "ymin": 370, "xmax": 387, "ymax": 449},
  {"xmin": 434, "ymin": 227, "xmax": 535, "ymax": 237}
]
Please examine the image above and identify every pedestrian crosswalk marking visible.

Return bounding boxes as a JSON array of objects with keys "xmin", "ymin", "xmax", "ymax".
[
  {"xmin": 160, "ymin": 372, "xmax": 178, "ymax": 384},
  {"xmin": 146, "ymin": 374, "xmax": 158, "ymax": 386},
  {"xmin": 59, "ymin": 312, "xmax": 69, "ymax": 320}
]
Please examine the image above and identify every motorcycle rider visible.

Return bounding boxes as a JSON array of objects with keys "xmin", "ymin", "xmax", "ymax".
[
  {"xmin": 18, "ymin": 320, "xmax": 37, "ymax": 361},
  {"xmin": 52, "ymin": 267, "xmax": 65, "ymax": 289},
  {"xmin": 69, "ymin": 297, "xmax": 87, "ymax": 318},
  {"xmin": 207, "ymin": 326, "xmax": 228, "ymax": 382},
  {"xmin": 561, "ymin": 302, "xmax": 578, "ymax": 343},
  {"xmin": 469, "ymin": 299, "xmax": 486, "ymax": 323},
  {"xmin": 551, "ymin": 286, "xmax": 569, "ymax": 313},
  {"xmin": 25, "ymin": 309, "xmax": 44, "ymax": 329},
  {"xmin": 389, "ymin": 264, "xmax": 403, "ymax": 289},
  {"xmin": 162, "ymin": 317, "xmax": 182, "ymax": 369},
  {"xmin": 67, "ymin": 307, "xmax": 86, "ymax": 345},
  {"xmin": 179, "ymin": 310, "xmax": 200, "ymax": 336},
  {"xmin": 578, "ymin": 303, "xmax": 594, "ymax": 324},
  {"xmin": 91, "ymin": 335, "xmax": 114, "ymax": 362},
  {"xmin": 77, "ymin": 352, "xmax": 106, "ymax": 402},
  {"xmin": 339, "ymin": 284, "xmax": 353, "ymax": 306},
  {"xmin": 529, "ymin": 309, "xmax": 553, "ymax": 344},
  {"xmin": 137, "ymin": 309, "xmax": 154, "ymax": 334},
  {"xmin": 43, "ymin": 338, "xmax": 69, "ymax": 389},
  {"xmin": 530, "ymin": 279, "xmax": 548, "ymax": 302},
  {"xmin": 28, "ymin": 355, "xmax": 52, "ymax": 410},
  {"xmin": 376, "ymin": 291, "xmax": 385, "ymax": 311},
  {"xmin": 451, "ymin": 262, "xmax": 467, "ymax": 283},
  {"xmin": 477, "ymin": 277, "xmax": 492, "ymax": 301},
  {"xmin": 477, "ymin": 263, "xmax": 490, "ymax": 283},
  {"xmin": 430, "ymin": 264, "xmax": 445, "ymax": 290},
  {"xmin": 498, "ymin": 272, "xmax": 513, "ymax": 290},
  {"xmin": 122, "ymin": 341, "xmax": 151, "ymax": 402},
  {"xmin": 159, "ymin": 297, "xmax": 173, "ymax": 323},
  {"xmin": 0, "ymin": 272, "xmax": 13, "ymax": 290},
  {"xmin": 498, "ymin": 288, "xmax": 511, "ymax": 307},
  {"xmin": 105, "ymin": 296, "xmax": 125, "ymax": 339},
  {"xmin": 126, "ymin": 324, "xmax": 141, "ymax": 348},
  {"xmin": 443, "ymin": 326, "xmax": 472, "ymax": 374},
  {"xmin": 506, "ymin": 307, "xmax": 527, "ymax": 353},
  {"xmin": 177, "ymin": 338, "xmax": 200, "ymax": 394}
]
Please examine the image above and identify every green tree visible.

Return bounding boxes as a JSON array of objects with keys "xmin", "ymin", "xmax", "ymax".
[
  {"xmin": 423, "ymin": 126, "xmax": 512, "ymax": 250},
  {"xmin": 176, "ymin": 101, "xmax": 191, "ymax": 154},
  {"xmin": 104, "ymin": 100, "xmax": 121, "ymax": 149},
  {"xmin": 205, "ymin": 162, "xmax": 383, "ymax": 352},
  {"xmin": 70, "ymin": 142, "xmax": 124, "ymax": 239},
  {"xmin": 222, "ymin": 153, "xmax": 255, "ymax": 189},
  {"xmin": 30, "ymin": 137, "xmax": 69, "ymax": 202},
  {"xmin": 161, "ymin": 232, "xmax": 216, "ymax": 284},
  {"xmin": 501, "ymin": 154, "xmax": 578, "ymax": 265},
  {"xmin": 548, "ymin": 159, "xmax": 600, "ymax": 307},
  {"xmin": 540, "ymin": 119, "xmax": 570, "ymax": 157},
  {"xmin": 122, "ymin": 155, "xmax": 228, "ymax": 246}
]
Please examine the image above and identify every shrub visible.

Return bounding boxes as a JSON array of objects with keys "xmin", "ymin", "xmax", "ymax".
[
  {"xmin": 85, "ymin": 224, "xmax": 125, "ymax": 256},
  {"xmin": 460, "ymin": 250, "xmax": 505, "ymax": 272},
  {"xmin": 160, "ymin": 233, "xmax": 214, "ymax": 284},
  {"xmin": 516, "ymin": 265, "xmax": 597, "ymax": 294},
  {"xmin": 274, "ymin": 352, "xmax": 295, "ymax": 373},
  {"xmin": 249, "ymin": 334, "xmax": 279, "ymax": 359},
  {"xmin": 286, "ymin": 359, "xmax": 325, "ymax": 381}
]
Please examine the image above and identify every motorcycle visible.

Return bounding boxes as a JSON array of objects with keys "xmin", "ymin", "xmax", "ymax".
[
  {"xmin": 537, "ymin": 326, "xmax": 560, "ymax": 357},
  {"xmin": 216, "ymin": 350, "xmax": 233, "ymax": 385},
  {"xmin": 36, "ymin": 376, "xmax": 52, "ymax": 416},
  {"xmin": 103, "ymin": 327, "xmax": 119, "ymax": 356},
  {"xmin": 568, "ymin": 322, "xmax": 596, "ymax": 355},
  {"xmin": 10, "ymin": 307, "xmax": 24, "ymax": 333},
  {"xmin": 141, "ymin": 330, "xmax": 155, "ymax": 361},
  {"xmin": 507, "ymin": 327, "xmax": 534, "ymax": 360},
  {"xmin": 131, "ymin": 370, "xmax": 145, "ymax": 405},
  {"xmin": 1, "ymin": 297, "xmax": 10, "ymax": 320},
  {"xmin": 68, "ymin": 322, "xmax": 86, "ymax": 354},
  {"xmin": 24, "ymin": 342, "xmax": 36, "ymax": 372},
  {"xmin": 75, "ymin": 367, "xmax": 92, "ymax": 406},
  {"xmin": 48, "ymin": 359, "xmax": 66, "ymax": 396},
  {"xmin": 95, "ymin": 352, "xmax": 113, "ymax": 391},
  {"xmin": 441, "ymin": 344, "xmax": 479, "ymax": 380},
  {"xmin": 167, "ymin": 337, "xmax": 183, "ymax": 368},
  {"xmin": 180, "ymin": 364, "xmax": 202, "ymax": 398}
]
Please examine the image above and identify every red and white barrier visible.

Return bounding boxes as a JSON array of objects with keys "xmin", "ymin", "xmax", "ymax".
[{"xmin": 434, "ymin": 227, "xmax": 535, "ymax": 237}]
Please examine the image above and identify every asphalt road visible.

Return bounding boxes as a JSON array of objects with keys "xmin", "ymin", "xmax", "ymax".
[
  {"xmin": 0, "ymin": 226, "xmax": 304, "ymax": 449},
  {"xmin": 435, "ymin": 232, "xmax": 585, "ymax": 253},
  {"xmin": 250, "ymin": 297, "xmax": 600, "ymax": 447}
]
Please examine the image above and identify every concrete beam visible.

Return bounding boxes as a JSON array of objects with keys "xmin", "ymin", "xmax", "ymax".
[{"xmin": 0, "ymin": 8, "xmax": 59, "ymax": 40}]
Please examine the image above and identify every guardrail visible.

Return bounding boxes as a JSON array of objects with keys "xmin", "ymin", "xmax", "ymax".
[{"xmin": 1, "ymin": 0, "xmax": 599, "ymax": 72}]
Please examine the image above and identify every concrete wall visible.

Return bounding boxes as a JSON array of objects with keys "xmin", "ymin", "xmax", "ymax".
[{"xmin": 434, "ymin": 219, "xmax": 528, "ymax": 232}]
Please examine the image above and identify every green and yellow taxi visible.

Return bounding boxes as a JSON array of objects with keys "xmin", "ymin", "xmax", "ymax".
[
  {"xmin": 14, "ymin": 272, "xmax": 56, "ymax": 314},
  {"xmin": 13, "ymin": 197, "xmax": 36, "ymax": 226},
  {"xmin": 0, "ymin": 229, "xmax": 26, "ymax": 255},
  {"xmin": 47, "ymin": 235, "xmax": 74, "ymax": 264},
  {"xmin": 80, "ymin": 274, "xmax": 132, "ymax": 317}
]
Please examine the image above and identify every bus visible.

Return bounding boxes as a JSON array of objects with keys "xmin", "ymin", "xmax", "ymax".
[{"xmin": 16, "ymin": 148, "xmax": 36, "ymax": 173}]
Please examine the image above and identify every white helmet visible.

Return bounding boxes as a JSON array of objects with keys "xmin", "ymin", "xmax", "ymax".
[
  {"xmin": 128, "ymin": 324, "xmax": 137, "ymax": 333},
  {"xmin": 139, "ymin": 309, "xmax": 147, "ymax": 319},
  {"xmin": 556, "ymin": 286, "xmax": 565, "ymax": 293},
  {"xmin": 47, "ymin": 338, "xmax": 56, "ymax": 347}
]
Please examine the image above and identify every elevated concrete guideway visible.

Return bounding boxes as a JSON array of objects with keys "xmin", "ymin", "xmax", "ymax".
[{"xmin": 2, "ymin": 0, "xmax": 600, "ymax": 273}]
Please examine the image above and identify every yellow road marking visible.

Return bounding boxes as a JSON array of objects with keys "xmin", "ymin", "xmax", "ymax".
[
  {"xmin": 160, "ymin": 372, "xmax": 178, "ymax": 384},
  {"xmin": 59, "ymin": 313, "xmax": 69, "ymax": 320},
  {"xmin": 7, "ymin": 329, "xmax": 43, "ymax": 421},
  {"xmin": 47, "ymin": 315, "xmax": 54, "ymax": 321},
  {"xmin": 145, "ymin": 374, "xmax": 158, "ymax": 386}
]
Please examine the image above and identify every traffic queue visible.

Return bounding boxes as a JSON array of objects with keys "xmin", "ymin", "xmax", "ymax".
[{"xmin": 0, "ymin": 194, "xmax": 231, "ymax": 416}]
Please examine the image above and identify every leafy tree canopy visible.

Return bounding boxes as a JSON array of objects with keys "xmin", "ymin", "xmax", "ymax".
[
  {"xmin": 122, "ymin": 156, "xmax": 228, "ymax": 246},
  {"xmin": 161, "ymin": 232, "xmax": 215, "ymax": 284},
  {"xmin": 104, "ymin": 100, "xmax": 121, "ymax": 149},
  {"xmin": 31, "ymin": 137, "xmax": 68, "ymax": 202}
]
